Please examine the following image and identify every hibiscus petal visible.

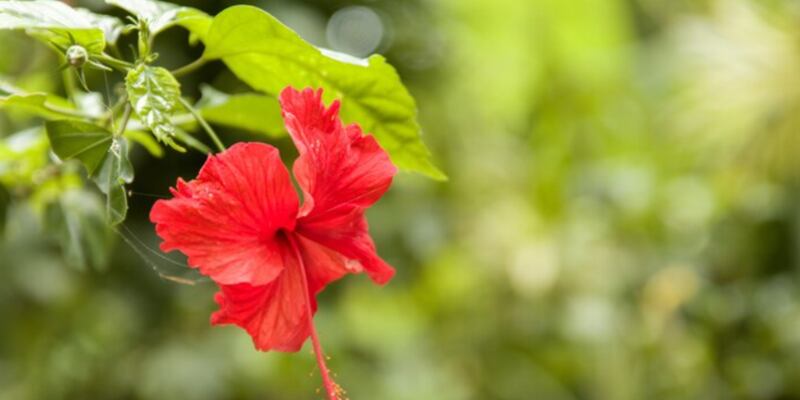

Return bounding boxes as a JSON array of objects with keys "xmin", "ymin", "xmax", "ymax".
[
  {"xmin": 296, "ymin": 234, "xmax": 360, "ymax": 295},
  {"xmin": 298, "ymin": 209, "xmax": 395, "ymax": 285},
  {"xmin": 279, "ymin": 87, "xmax": 397, "ymax": 219},
  {"xmin": 210, "ymin": 234, "xmax": 310, "ymax": 352},
  {"xmin": 279, "ymin": 87, "xmax": 397, "ymax": 285},
  {"xmin": 150, "ymin": 142, "xmax": 298, "ymax": 285}
]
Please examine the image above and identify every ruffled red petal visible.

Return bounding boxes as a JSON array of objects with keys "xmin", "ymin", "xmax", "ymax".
[
  {"xmin": 279, "ymin": 87, "xmax": 397, "ymax": 218},
  {"xmin": 150, "ymin": 143, "xmax": 298, "ymax": 286},
  {"xmin": 210, "ymin": 236, "xmax": 310, "ymax": 352},
  {"xmin": 279, "ymin": 87, "xmax": 397, "ymax": 284},
  {"xmin": 298, "ymin": 209, "xmax": 394, "ymax": 284},
  {"xmin": 295, "ymin": 234, "xmax": 361, "ymax": 294},
  {"xmin": 211, "ymin": 233, "xmax": 355, "ymax": 352}
]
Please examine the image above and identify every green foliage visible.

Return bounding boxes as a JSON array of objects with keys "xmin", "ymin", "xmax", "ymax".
[
  {"xmin": 125, "ymin": 64, "xmax": 184, "ymax": 151},
  {"xmin": 45, "ymin": 121, "xmax": 133, "ymax": 224},
  {"xmin": 0, "ymin": 82, "xmax": 78, "ymax": 119},
  {"xmin": 202, "ymin": 5, "xmax": 445, "ymax": 179},
  {"xmin": 93, "ymin": 138, "xmax": 133, "ymax": 225},
  {"xmin": 0, "ymin": 0, "xmax": 447, "ymax": 296},
  {"xmin": 105, "ymin": 0, "xmax": 211, "ymax": 38},
  {"xmin": 124, "ymin": 130, "xmax": 164, "ymax": 157},
  {"xmin": 198, "ymin": 85, "xmax": 284, "ymax": 137},
  {"xmin": 0, "ymin": 128, "xmax": 49, "ymax": 189},
  {"xmin": 0, "ymin": 1, "xmax": 106, "ymax": 53},
  {"xmin": 44, "ymin": 189, "xmax": 111, "ymax": 270},
  {"xmin": 0, "ymin": 184, "xmax": 8, "ymax": 236},
  {"xmin": 45, "ymin": 120, "xmax": 112, "ymax": 176}
]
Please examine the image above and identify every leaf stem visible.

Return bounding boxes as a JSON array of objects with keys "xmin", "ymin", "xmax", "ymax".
[
  {"xmin": 178, "ymin": 97, "xmax": 225, "ymax": 153},
  {"xmin": 61, "ymin": 68, "xmax": 78, "ymax": 104},
  {"xmin": 287, "ymin": 235, "xmax": 340, "ymax": 400},
  {"xmin": 171, "ymin": 58, "xmax": 208, "ymax": 78},
  {"xmin": 104, "ymin": 94, "xmax": 128, "ymax": 127},
  {"xmin": 43, "ymin": 103, "xmax": 94, "ymax": 119},
  {"xmin": 96, "ymin": 54, "xmax": 133, "ymax": 72},
  {"xmin": 116, "ymin": 104, "xmax": 133, "ymax": 138}
]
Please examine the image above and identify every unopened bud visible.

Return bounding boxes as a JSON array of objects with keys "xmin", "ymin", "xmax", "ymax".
[{"xmin": 66, "ymin": 45, "xmax": 88, "ymax": 68}]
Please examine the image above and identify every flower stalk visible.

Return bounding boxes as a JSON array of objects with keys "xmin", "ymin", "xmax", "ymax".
[{"xmin": 288, "ymin": 235, "xmax": 341, "ymax": 400}]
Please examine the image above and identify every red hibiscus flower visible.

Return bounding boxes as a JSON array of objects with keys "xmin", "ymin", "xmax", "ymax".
[{"xmin": 149, "ymin": 87, "xmax": 397, "ymax": 356}]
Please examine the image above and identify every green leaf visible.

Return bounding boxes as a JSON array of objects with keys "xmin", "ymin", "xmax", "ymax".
[
  {"xmin": 125, "ymin": 64, "xmax": 184, "ymax": 151},
  {"xmin": 75, "ymin": 9, "xmax": 124, "ymax": 45},
  {"xmin": 45, "ymin": 189, "xmax": 112, "ymax": 270},
  {"xmin": 92, "ymin": 138, "xmax": 133, "ymax": 225},
  {"xmin": 105, "ymin": 0, "xmax": 211, "ymax": 38},
  {"xmin": 198, "ymin": 85, "xmax": 284, "ymax": 137},
  {"xmin": 45, "ymin": 121, "xmax": 133, "ymax": 224},
  {"xmin": 0, "ymin": 82, "xmax": 78, "ymax": 119},
  {"xmin": 125, "ymin": 130, "xmax": 164, "ymax": 157},
  {"xmin": 173, "ymin": 128, "xmax": 211, "ymax": 154},
  {"xmin": 201, "ymin": 5, "xmax": 445, "ymax": 179},
  {"xmin": 45, "ymin": 120, "xmax": 112, "ymax": 176},
  {"xmin": 0, "ymin": 0, "xmax": 106, "ymax": 53},
  {"xmin": 0, "ymin": 127, "xmax": 49, "ymax": 188}
]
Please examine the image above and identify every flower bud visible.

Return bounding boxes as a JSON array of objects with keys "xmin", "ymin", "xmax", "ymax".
[{"xmin": 66, "ymin": 45, "xmax": 88, "ymax": 68}]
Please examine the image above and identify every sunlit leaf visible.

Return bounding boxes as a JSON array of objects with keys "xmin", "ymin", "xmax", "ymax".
[
  {"xmin": 201, "ymin": 5, "xmax": 445, "ymax": 179},
  {"xmin": 198, "ymin": 85, "xmax": 284, "ymax": 137},
  {"xmin": 125, "ymin": 130, "xmax": 164, "ymax": 157},
  {"xmin": 125, "ymin": 64, "xmax": 184, "ymax": 151},
  {"xmin": 0, "ymin": 0, "xmax": 106, "ymax": 53},
  {"xmin": 173, "ymin": 128, "xmax": 210, "ymax": 154},
  {"xmin": 0, "ymin": 82, "xmax": 77, "ymax": 119},
  {"xmin": 105, "ymin": 0, "xmax": 211, "ymax": 38},
  {"xmin": 0, "ymin": 127, "xmax": 49, "ymax": 188},
  {"xmin": 75, "ymin": 9, "xmax": 124, "ymax": 45}
]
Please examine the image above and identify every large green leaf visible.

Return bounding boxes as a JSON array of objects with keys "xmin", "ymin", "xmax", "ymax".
[
  {"xmin": 0, "ymin": 81, "xmax": 78, "ymax": 119},
  {"xmin": 198, "ymin": 85, "xmax": 284, "ymax": 137},
  {"xmin": 105, "ymin": 0, "xmax": 211, "ymax": 38},
  {"xmin": 45, "ymin": 120, "xmax": 112, "ymax": 175},
  {"xmin": 45, "ymin": 121, "xmax": 133, "ymax": 224},
  {"xmin": 45, "ymin": 189, "xmax": 112, "ymax": 270},
  {"xmin": 75, "ymin": 9, "xmax": 124, "ymax": 45},
  {"xmin": 0, "ymin": 1, "xmax": 106, "ymax": 53},
  {"xmin": 125, "ymin": 64, "xmax": 184, "ymax": 150},
  {"xmin": 201, "ymin": 5, "xmax": 444, "ymax": 179}
]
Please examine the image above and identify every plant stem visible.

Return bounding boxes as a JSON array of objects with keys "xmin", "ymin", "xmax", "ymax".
[
  {"xmin": 116, "ymin": 104, "xmax": 132, "ymax": 138},
  {"xmin": 178, "ymin": 97, "xmax": 225, "ymax": 153},
  {"xmin": 171, "ymin": 58, "xmax": 208, "ymax": 78},
  {"xmin": 104, "ymin": 94, "xmax": 128, "ymax": 127},
  {"xmin": 61, "ymin": 68, "xmax": 78, "ymax": 104},
  {"xmin": 43, "ymin": 103, "xmax": 94, "ymax": 119},
  {"xmin": 287, "ymin": 236, "xmax": 340, "ymax": 400},
  {"xmin": 96, "ymin": 53, "xmax": 132, "ymax": 72}
]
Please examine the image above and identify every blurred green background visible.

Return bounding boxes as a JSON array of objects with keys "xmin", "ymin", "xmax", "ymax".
[{"xmin": 3, "ymin": 0, "xmax": 800, "ymax": 399}]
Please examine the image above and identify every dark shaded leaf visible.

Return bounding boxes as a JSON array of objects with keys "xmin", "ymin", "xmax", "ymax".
[{"xmin": 45, "ymin": 120, "xmax": 112, "ymax": 176}]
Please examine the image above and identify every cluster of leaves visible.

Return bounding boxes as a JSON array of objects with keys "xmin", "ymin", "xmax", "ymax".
[{"xmin": 0, "ymin": 0, "xmax": 442, "ymax": 269}]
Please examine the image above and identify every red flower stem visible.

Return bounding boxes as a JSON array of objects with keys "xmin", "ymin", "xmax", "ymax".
[{"xmin": 288, "ymin": 235, "xmax": 339, "ymax": 400}]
